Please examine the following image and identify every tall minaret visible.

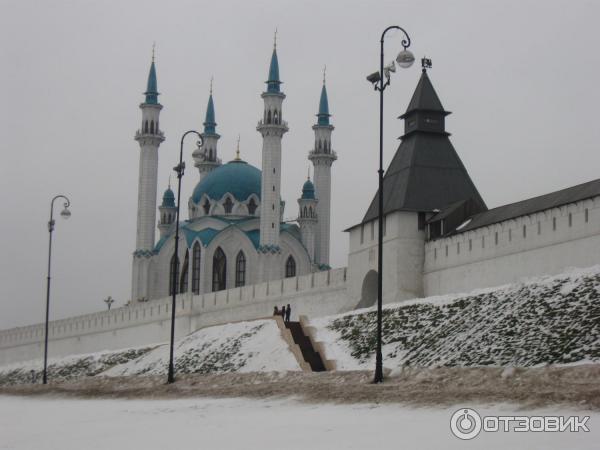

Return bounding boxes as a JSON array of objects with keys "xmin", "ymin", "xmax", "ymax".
[
  {"xmin": 257, "ymin": 35, "xmax": 288, "ymax": 253},
  {"xmin": 132, "ymin": 51, "xmax": 165, "ymax": 302},
  {"xmin": 192, "ymin": 80, "xmax": 222, "ymax": 180},
  {"xmin": 297, "ymin": 172, "xmax": 318, "ymax": 263},
  {"xmin": 309, "ymin": 71, "xmax": 336, "ymax": 266}
]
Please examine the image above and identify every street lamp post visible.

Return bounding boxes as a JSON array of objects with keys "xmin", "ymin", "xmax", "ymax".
[
  {"xmin": 43, "ymin": 194, "xmax": 71, "ymax": 384},
  {"xmin": 369, "ymin": 26, "xmax": 414, "ymax": 384},
  {"xmin": 167, "ymin": 130, "xmax": 203, "ymax": 384}
]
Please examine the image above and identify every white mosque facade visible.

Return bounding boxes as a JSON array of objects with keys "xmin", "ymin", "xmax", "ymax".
[{"xmin": 131, "ymin": 45, "xmax": 336, "ymax": 303}]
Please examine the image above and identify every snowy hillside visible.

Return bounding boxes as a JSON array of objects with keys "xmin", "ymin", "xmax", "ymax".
[
  {"xmin": 312, "ymin": 266, "xmax": 600, "ymax": 370},
  {"xmin": 0, "ymin": 346, "xmax": 154, "ymax": 386},
  {"xmin": 104, "ymin": 319, "xmax": 300, "ymax": 376},
  {"xmin": 0, "ymin": 319, "xmax": 299, "ymax": 385}
]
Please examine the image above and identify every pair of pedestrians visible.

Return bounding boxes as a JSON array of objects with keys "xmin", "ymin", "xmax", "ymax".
[{"xmin": 273, "ymin": 304, "xmax": 291, "ymax": 322}]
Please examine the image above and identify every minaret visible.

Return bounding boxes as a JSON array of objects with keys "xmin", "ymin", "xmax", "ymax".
[
  {"xmin": 308, "ymin": 70, "xmax": 336, "ymax": 266},
  {"xmin": 132, "ymin": 51, "xmax": 165, "ymax": 302},
  {"xmin": 158, "ymin": 183, "xmax": 176, "ymax": 239},
  {"xmin": 297, "ymin": 172, "xmax": 318, "ymax": 263},
  {"xmin": 257, "ymin": 35, "xmax": 288, "ymax": 253},
  {"xmin": 192, "ymin": 79, "xmax": 222, "ymax": 179}
]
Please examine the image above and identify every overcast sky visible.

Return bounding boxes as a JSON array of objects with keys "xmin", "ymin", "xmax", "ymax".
[{"xmin": 1, "ymin": 0, "xmax": 599, "ymax": 329}]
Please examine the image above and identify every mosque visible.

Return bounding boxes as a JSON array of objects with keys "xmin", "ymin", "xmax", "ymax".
[{"xmin": 130, "ymin": 41, "xmax": 336, "ymax": 302}]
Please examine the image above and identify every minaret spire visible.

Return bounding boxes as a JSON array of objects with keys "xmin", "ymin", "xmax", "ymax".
[
  {"xmin": 191, "ymin": 80, "xmax": 222, "ymax": 186},
  {"xmin": 132, "ymin": 53, "xmax": 165, "ymax": 302},
  {"xmin": 309, "ymin": 71, "xmax": 337, "ymax": 267},
  {"xmin": 257, "ymin": 37, "xmax": 288, "ymax": 278}
]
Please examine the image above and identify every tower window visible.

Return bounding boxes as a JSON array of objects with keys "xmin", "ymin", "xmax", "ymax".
[
  {"xmin": 272, "ymin": 204, "xmax": 275, "ymax": 210},
  {"xmin": 495, "ymin": 232, "xmax": 498, "ymax": 245},
  {"xmin": 212, "ymin": 247, "xmax": 227, "ymax": 292},
  {"xmin": 203, "ymin": 199, "xmax": 211, "ymax": 215},
  {"xmin": 568, "ymin": 213, "xmax": 573, "ymax": 227},
  {"xmin": 434, "ymin": 248, "xmax": 437, "ymax": 259},
  {"xmin": 235, "ymin": 251, "xmax": 246, "ymax": 287},
  {"xmin": 272, "ymin": 223, "xmax": 274, "ymax": 228},
  {"xmin": 272, "ymin": 185, "xmax": 275, "ymax": 192},
  {"xmin": 370, "ymin": 221, "xmax": 375, "ymax": 240},
  {"xmin": 150, "ymin": 120, "xmax": 155, "ymax": 134},
  {"xmin": 585, "ymin": 208, "xmax": 589, "ymax": 223},
  {"xmin": 523, "ymin": 225, "xmax": 527, "ymax": 238},
  {"xmin": 303, "ymin": 206, "xmax": 307, "ymax": 217},
  {"xmin": 553, "ymin": 217, "xmax": 557, "ymax": 230},
  {"xmin": 144, "ymin": 121, "xmax": 149, "ymax": 133},
  {"xmin": 223, "ymin": 197, "xmax": 233, "ymax": 214},
  {"xmin": 248, "ymin": 198, "xmax": 258, "ymax": 215},
  {"xmin": 267, "ymin": 110, "xmax": 272, "ymax": 124},
  {"xmin": 509, "ymin": 229, "xmax": 512, "ymax": 242},
  {"xmin": 192, "ymin": 242, "xmax": 201, "ymax": 294},
  {"xmin": 285, "ymin": 256, "xmax": 296, "ymax": 278}
]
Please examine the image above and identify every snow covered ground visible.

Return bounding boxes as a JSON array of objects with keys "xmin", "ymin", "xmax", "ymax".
[
  {"xmin": 0, "ymin": 395, "xmax": 596, "ymax": 450},
  {"xmin": 311, "ymin": 266, "xmax": 600, "ymax": 370}
]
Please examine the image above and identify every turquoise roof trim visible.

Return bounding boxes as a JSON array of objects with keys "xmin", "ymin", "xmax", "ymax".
[
  {"xmin": 144, "ymin": 61, "xmax": 159, "ymax": 104},
  {"xmin": 266, "ymin": 49, "xmax": 281, "ymax": 93},
  {"xmin": 192, "ymin": 160, "xmax": 261, "ymax": 204},
  {"xmin": 301, "ymin": 179, "xmax": 315, "ymax": 199},
  {"xmin": 162, "ymin": 187, "xmax": 175, "ymax": 207},
  {"xmin": 203, "ymin": 94, "xmax": 217, "ymax": 134},
  {"xmin": 317, "ymin": 84, "xmax": 330, "ymax": 126},
  {"xmin": 183, "ymin": 227, "xmax": 220, "ymax": 248}
]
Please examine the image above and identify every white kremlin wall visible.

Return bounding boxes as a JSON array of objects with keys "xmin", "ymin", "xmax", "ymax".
[
  {"xmin": 0, "ymin": 268, "xmax": 352, "ymax": 366},
  {"xmin": 424, "ymin": 196, "xmax": 600, "ymax": 295}
]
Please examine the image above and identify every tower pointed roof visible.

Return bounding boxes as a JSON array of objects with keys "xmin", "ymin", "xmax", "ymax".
[
  {"xmin": 316, "ymin": 83, "xmax": 331, "ymax": 126},
  {"xmin": 203, "ymin": 93, "xmax": 217, "ymax": 135},
  {"xmin": 401, "ymin": 69, "xmax": 447, "ymax": 117},
  {"xmin": 358, "ymin": 71, "xmax": 486, "ymax": 225},
  {"xmin": 266, "ymin": 48, "xmax": 281, "ymax": 93},
  {"xmin": 144, "ymin": 61, "xmax": 159, "ymax": 105}
]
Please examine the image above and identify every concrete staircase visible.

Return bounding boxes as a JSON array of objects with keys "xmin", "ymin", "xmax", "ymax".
[{"xmin": 284, "ymin": 321, "xmax": 326, "ymax": 372}]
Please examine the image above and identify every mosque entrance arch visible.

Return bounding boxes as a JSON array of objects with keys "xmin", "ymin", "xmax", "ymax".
[{"xmin": 356, "ymin": 270, "xmax": 378, "ymax": 309}]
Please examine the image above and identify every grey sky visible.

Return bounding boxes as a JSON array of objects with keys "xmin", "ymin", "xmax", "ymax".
[{"xmin": 1, "ymin": 0, "xmax": 599, "ymax": 329}]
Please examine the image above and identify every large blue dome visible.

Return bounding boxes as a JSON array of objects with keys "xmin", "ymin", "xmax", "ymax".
[{"xmin": 192, "ymin": 160, "xmax": 261, "ymax": 204}]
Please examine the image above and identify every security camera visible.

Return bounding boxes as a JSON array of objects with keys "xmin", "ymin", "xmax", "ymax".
[{"xmin": 366, "ymin": 71, "xmax": 381, "ymax": 84}]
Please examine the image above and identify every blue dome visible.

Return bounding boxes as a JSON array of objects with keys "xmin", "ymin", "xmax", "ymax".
[
  {"xmin": 301, "ymin": 179, "xmax": 315, "ymax": 199},
  {"xmin": 192, "ymin": 160, "xmax": 261, "ymax": 204},
  {"xmin": 162, "ymin": 187, "xmax": 175, "ymax": 207}
]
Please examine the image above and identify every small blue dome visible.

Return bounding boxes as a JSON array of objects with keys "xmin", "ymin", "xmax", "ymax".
[
  {"xmin": 162, "ymin": 187, "xmax": 175, "ymax": 207},
  {"xmin": 192, "ymin": 160, "xmax": 261, "ymax": 204},
  {"xmin": 301, "ymin": 179, "xmax": 315, "ymax": 199}
]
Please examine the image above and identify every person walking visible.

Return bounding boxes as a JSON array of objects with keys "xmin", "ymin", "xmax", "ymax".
[
  {"xmin": 273, "ymin": 306, "xmax": 279, "ymax": 316},
  {"xmin": 285, "ymin": 304, "xmax": 291, "ymax": 322}
]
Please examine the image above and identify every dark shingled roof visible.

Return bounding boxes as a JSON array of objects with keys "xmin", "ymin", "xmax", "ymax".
[
  {"xmin": 400, "ymin": 70, "xmax": 448, "ymax": 117},
  {"xmin": 358, "ymin": 70, "xmax": 486, "ymax": 226},
  {"xmin": 453, "ymin": 178, "xmax": 600, "ymax": 234}
]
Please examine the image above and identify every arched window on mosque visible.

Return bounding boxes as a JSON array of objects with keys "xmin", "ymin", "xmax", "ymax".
[
  {"xmin": 144, "ymin": 121, "xmax": 149, "ymax": 133},
  {"xmin": 192, "ymin": 242, "xmax": 201, "ymax": 294},
  {"xmin": 180, "ymin": 250, "xmax": 189, "ymax": 294},
  {"xmin": 303, "ymin": 206, "xmax": 307, "ymax": 218},
  {"xmin": 169, "ymin": 255, "xmax": 179, "ymax": 296},
  {"xmin": 235, "ymin": 251, "xmax": 246, "ymax": 287},
  {"xmin": 273, "ymin": 110, "xmax": 279, "ymax": 124},
  {"xmin": 150, "ymin": 120, "xmax": 155, "ymax": 134},
  {"xmin": 212, "ymin": 247, "xmax": 227, "ymax": 292},
  {"xmin": 203, "ymin": 199, "xmax": 211, "ymax": 215},
  {"xmin": 248, "ymin": 198, "xmax": 258, "ymax": 215},
  {"xmin": 267, "ymin": 110, "xmax": 272, "ymax": 124},
  {"xmin": 285, "ymin": 256, "xmax": 296, "ymax": 278},
  {"xmin": 223, "ymin": 197, "xmax": 234, "ymax": 214}
]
